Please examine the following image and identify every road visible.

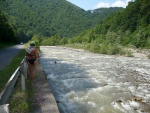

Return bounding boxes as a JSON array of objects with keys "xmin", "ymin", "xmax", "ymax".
[{"xmin": 0, "ymin": 45, "xmax": 24, "ymax": 71}]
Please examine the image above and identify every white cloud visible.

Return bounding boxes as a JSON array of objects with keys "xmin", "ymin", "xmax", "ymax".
[
  {"xmin": 111, "ymin": 0, "xmax": 126, "ymax": 8},
  {"xmin": 96, "ymin": 0, "xmax": 132, "ymax": 9},
  {"xmin": 96, "ymin": 2, "xmax": 110, "ymax": 8}
]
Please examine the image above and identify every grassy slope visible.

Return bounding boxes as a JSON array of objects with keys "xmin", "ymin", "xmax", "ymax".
[
  {"xmin": 0, "ymin": 50, "xmax": 25, "ymax": 92},
  {"xmin": 0, "ymin": 46, "xmax": 36, "ymax": 112}
]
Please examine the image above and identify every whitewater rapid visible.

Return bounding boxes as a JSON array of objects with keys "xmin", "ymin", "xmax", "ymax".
[{"xmin": 39, "ymin": 46, "xmax": 150, "ymax": 113}]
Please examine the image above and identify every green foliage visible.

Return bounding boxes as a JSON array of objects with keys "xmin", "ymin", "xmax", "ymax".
[
  {"xmin": 0, "ymin": 50, "xmax": 25, "ymax": 92},
  {"xmin": 59, "ymin": 37, "xmax": 68, "ymax": 45},
  {"xmin": 0, "ymin": 42, "xmax": 14, "ymax": 50},
  {"xmin": 10, "ymin": 79, "xmax": 29, "ymax": 113},
  {"xmin": 0, "ymin": 11, "xmax": 17, "ymax": 43},
  {"xmin": 1, "ymin": 0, "xmax": 149, "ymax": 55},
  {"xmin": 0, "ymin": 49, "xmax": 37, "ymax": 113},
  {"xmin": 91, "ymin": 0, "xmax": 149, "ymax": 39},
  {"xmin": 64, "ymin": 0, "xmax": 150, "ymax": 51},
  {"xmin": 0, "ymin": 0, "xmax": 122, "ymax": 40},
  {"xmin": 10, "ymin": 78, "xmax": 38, "ymax": 113},
  {"xmin": 125, "ymin": 50, "xmax": 133, "ymax": 57},
  {"xmin": 40, "ymin": 34, "xmax": 60, "ymax": 46},
  {"xmin": 42, "ymin": 0, "xmax": 150, "ymax": 54}
]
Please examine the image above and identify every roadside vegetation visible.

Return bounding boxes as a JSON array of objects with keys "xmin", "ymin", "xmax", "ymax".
[
  {"xmin": 9, "ymin": 43, "xmax": 40, "ymax": 113},
  {"xmin": 0, "ymin": 48, "xmax": 36, "ymax": 113},
  {"xmin": 0, "ymin": 50, "xmax": 25, "ymax": 92},
  {"xmin": 0, "ymin": 42, "xmax": 14, "ymax": 50},
  {"xmin": 10, "ymin": 78, "xmax": 36, "ymax": 113}
]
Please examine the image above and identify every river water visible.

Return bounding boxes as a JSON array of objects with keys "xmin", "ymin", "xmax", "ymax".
[{"xmin": 39, "ymin": 46, "xmax": 150, "ymax": 113}]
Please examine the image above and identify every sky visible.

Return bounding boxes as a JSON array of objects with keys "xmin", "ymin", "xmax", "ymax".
[{"xmin": 66, "ymin": 0, "xmax": 133, "ymax": 10}]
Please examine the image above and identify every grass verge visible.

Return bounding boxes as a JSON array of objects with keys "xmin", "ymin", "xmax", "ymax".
[
  {"xmin": 0, "ymin": 49, "xmax": 37, "ymax": 112},
  {"xmin": 0, "ymin": 50, "xmax": 25, "ymax": 92},
  {"xmin": 0, "ymin": 43, "xmax": 14, "ymax": 50},
  {"xmin": 10, "ymin": 78, "xmax": 36, "ymax": 113}
]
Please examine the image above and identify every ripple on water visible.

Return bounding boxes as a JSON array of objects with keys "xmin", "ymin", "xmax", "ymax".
[{"xmin": 40, "ymin": 46, "xmax": 150, "ymax": 113}]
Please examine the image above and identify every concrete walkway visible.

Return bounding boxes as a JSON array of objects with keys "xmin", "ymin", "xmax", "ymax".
[{"xmin": 31, "ymin": 61, "xmax": 60, "ymax": 113}]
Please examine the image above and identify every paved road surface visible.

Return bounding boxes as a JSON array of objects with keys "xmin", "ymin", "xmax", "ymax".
[{"xmin": 0, "ymin": 45, "xmax": 24, "ymax": 71}]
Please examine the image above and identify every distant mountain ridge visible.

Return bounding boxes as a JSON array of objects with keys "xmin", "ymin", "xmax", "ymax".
[
  {"xmin": 0, "ymin": 0, "xmax": 122, "ymax": 40},
  {"xmin": 69, "ymin": 0, "xmax": 150, "ymax": 49}
]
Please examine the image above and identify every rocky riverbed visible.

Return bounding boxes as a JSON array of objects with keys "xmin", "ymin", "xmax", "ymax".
[{"xmin": 40, "ymin": 46, "xmax": 150, "ymax": 113}]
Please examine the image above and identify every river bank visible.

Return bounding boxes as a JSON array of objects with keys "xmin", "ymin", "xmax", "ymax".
[{"xmin": 125, "ymin": 48, "xmax": 150, "ymax": 59}]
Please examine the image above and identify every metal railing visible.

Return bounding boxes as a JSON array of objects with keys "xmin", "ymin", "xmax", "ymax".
[{"xmin": 0, "ymin": 58, "xmax": 27, "ymax": 113}]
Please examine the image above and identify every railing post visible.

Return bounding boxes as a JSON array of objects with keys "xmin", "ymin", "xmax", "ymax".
[
  {"xmin": 0, "ymin": 104, "xmax": 9, "ymax": 113},
  {"xmin": 21, "ymin": 74, "xmax": 25, "ymax": 91},
  {"xmin": 23, "ymin": 58, "xmax": 28, "ymax": 79},
  {"xmin": 20, "ymin": 57, "xmax": 27, "ymax": 91}
]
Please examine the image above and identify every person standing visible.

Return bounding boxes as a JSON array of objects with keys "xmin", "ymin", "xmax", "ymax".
[{"xmin": 25, "ymin": 41, "xmax": 38, "ymax": 79}]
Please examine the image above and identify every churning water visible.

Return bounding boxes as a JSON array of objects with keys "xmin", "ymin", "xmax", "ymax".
[{"xmin": 40, "ymin": 46, "xmax": 150, "ymax": 113}]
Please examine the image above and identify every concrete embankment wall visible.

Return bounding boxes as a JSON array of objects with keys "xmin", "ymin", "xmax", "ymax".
[{"xmin": 33, "ymin": 61, "xmax": 60, "ymax": 113}]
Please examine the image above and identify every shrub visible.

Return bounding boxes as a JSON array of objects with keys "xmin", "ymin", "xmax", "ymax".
[
  {"xmin": 147, "ymin": 54, "xmax": 150, "ymax": 59},
  {"xmin": 125, "ymin": 50, "xmax": 133, "ymax": 57}
]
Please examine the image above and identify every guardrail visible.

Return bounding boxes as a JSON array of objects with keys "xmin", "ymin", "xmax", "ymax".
[{"xmin": 0, "ymin": 58, "xmax": 27, "ymax": 113}]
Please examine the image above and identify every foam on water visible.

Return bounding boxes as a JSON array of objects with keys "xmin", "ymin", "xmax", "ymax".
[{"xmin": 40, "ymin": 46, "xmax": 150, "ymax": 113}]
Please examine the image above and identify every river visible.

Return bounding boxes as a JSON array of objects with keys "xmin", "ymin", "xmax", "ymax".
[{"xmin": 39, "ymin": 46, "xmax": 150, "ymax": 113}]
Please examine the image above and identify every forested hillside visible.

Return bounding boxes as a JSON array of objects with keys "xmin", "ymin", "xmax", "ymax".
[
  {"xmin": 0, "ymin": 11, "xmax": 17, "ymax": 44},
  {"xmin": 0, "ymin": 0, "xmax": 122, "ymax": 41},
  {"xmin": 64, "ymin": 0, "xmax": 150, "ymax": 54}
]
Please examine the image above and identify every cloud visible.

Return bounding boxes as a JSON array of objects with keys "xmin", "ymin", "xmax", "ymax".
[
  {"xmin": 96, "ymin": 0, "xmax": 132, "ymax": 9},
  {"xmin": 111, "ymin": 0, "xmax": 126, "ymax": 8},
  {"xmin": 96, "ymin": 2, "xmax": 110, "ymax": 8}
]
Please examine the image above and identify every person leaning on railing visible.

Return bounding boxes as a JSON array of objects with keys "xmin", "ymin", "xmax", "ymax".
[{"xmin": 25, "ymin": 41, "xmax": 38, "ymax": 79}]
